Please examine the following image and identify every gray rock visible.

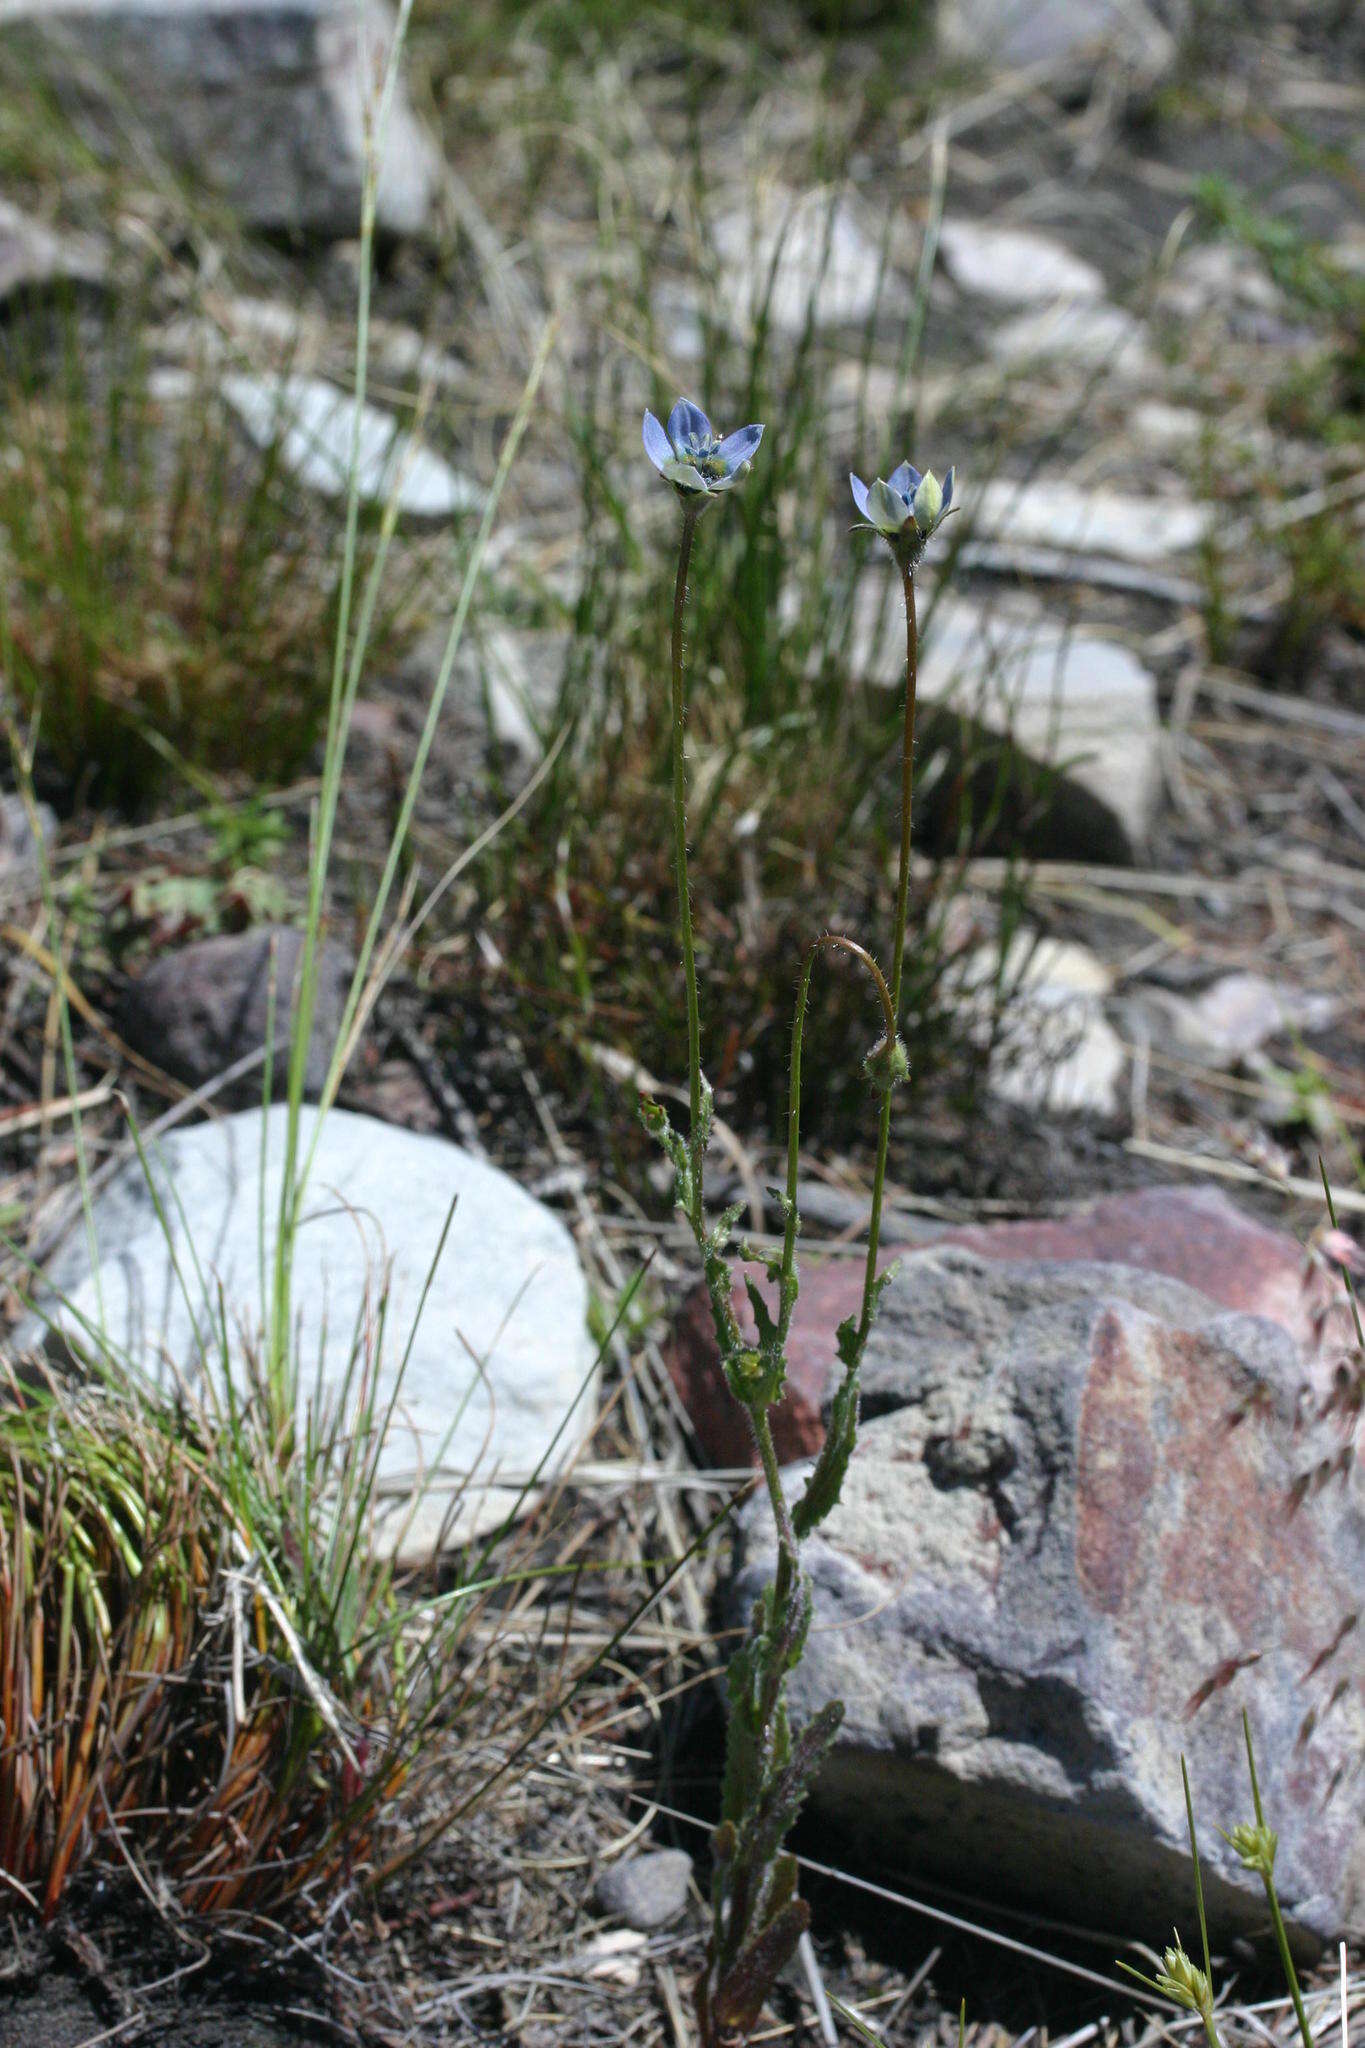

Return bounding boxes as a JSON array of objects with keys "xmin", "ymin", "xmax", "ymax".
[
  {"xmin": 117, "ymin": 925, "xmax": 353, "ymax": 1107},
  {"xmin": 972, "ymin": 478, "xmax": 1213, "ymax": 563},
  {"xmin": 23, "ymin": 1106, "xmax": 598, "ymax": 1554},
  {"xmin": 594, "ymin": 1850, "xmax": 693, "ymax": 1931},
  {"xmin": 848, "ymin": 588, "xmax": 1161, "ymax": 861},
  {"xmin": 725, "ymin": 1248, "xmax": 1365, "ymax": 1948},
  {"xmin": 459, "ymin": 625, "xmax": 570, "ymax": 775},
  {"xmin": 708, "ymin": 186, "xmax": 908, "ymax": 340},
  {"xmin": 1123, "ymin": 971, "xmax": 1340, "ymax": 1074},
  {"xmin": 1161, "ymin": 243, "xmax": 1288, "ymax": 327},
  {"xmin": 941, "ymin": 0, "xmax": 1174, "ymax": 71},
  {"xmin": 938, "ymin": 219, "xmax": 1104, "ymax": 306},
  {"xmin": 0, "ymin": 792, "xmax": 56, "ymax": 895},
  {"xmin": 0, "ymin": 197, "xmax": 105, "ymax": 304},
  {"xmin": 988, "ymin": 300, "xmax": 1152, "ymax": 375},
  {"xmin": 222, "ymin": 373, "xmax": 484, "ymax": 518},
  {"xmin": 1, "ymin": 1, "xmax": 442, "ymax": 240}
]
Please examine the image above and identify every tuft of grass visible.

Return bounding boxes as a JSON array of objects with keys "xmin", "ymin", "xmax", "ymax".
[
  {"xmin": 0, "ymin": 302, "xmax": 400, "ymax": 812},
  {"xmin": 0, "ymin": 1358, "xmax": 388, "ymax": 1921}
]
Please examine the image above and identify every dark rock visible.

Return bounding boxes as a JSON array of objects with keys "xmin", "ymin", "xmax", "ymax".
[
  {"xmin": 666, "ymin": 1186, "xmax": 1345, "ymax": 1466},
  {"xmin": 118, "ymin": 925, "xmax": 353, "ymax": 1106},
  {"xmin": 1, "ymin": 1, "xmax": 441, "ymax": 240},
  {"xmin": 724, "ymin": 1247, "xmax": 1365, "ymax": 1947},
  {"xmin": 594, "ymin": 1850, "xmax": 693, "ymax": 1931}
]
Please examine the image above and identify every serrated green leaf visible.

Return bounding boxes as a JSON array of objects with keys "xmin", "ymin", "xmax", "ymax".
[{"xmin": 793, "ymin": 1367, "xmax": 860, "ymax": 1538}]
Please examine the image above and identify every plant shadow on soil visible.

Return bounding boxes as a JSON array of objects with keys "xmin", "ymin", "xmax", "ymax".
[{"xmin": 0, "ymin": 1887, "xmax": 338, "ymax": 2047}]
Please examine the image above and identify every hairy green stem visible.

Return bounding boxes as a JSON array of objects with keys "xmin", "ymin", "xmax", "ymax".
[
  {"xmin": 752, "ymin": 1406, "xmax": 797, "ymax": 1565},
  {"xmin": 670, "ymin": 504, "xmax": 704, "ymax": 1184},
  {"xmin": 856, "ymin": 563, "xmax": 917, "ymax": 1343}
]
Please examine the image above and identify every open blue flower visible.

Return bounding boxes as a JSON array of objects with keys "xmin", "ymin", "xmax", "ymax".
[
  {"xmin": 644, "ymin": 399, "xmax": 764, "ymax": 501},
  {"xmin": 849, "ymin": 460, "xmax": 956, "ymax": 564}
]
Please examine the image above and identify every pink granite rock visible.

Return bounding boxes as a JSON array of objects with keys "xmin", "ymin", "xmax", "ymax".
[{"xmin": 666, "ymin": 1185, "xmax": 1343, "ymax": 1466}]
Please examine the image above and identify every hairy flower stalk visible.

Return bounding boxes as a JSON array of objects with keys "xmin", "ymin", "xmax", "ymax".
[{"xmin": 642, "ymin": 403, "xmax": 956, "ymax": 2045}]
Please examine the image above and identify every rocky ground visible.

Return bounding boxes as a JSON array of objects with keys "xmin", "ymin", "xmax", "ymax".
[{"xmin": 0, "ymin": 0, "xmax": 1363, "ymax": 2043}]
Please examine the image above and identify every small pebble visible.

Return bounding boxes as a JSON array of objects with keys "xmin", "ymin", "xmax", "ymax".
[{"xmin": 593, "ymin": 1849, "xmax": 693, "ymax": 1931}]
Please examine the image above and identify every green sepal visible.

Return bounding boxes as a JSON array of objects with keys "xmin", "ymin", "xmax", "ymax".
[{"xmin": 863, "ymin": 1032, "xmax": 910, "ymax": 1094}]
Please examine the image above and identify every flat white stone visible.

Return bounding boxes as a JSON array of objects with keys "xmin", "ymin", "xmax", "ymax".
[
  {"xmin": 939, "ymin": 219, "xmax": 1104, "ymax": 305},
  {"xmin": 709, "ymin": 185, "xmax": 908, "ymax": 339},
  {"xmin": 972, "ymin": 478, "xmax": 1213, "ymax": 562},
  {"xmin": 222, "ymin": 372, "xmax": 484, "ymax": 518},
  {"xmin": 1131, "ymin": 401, "xmax": 1208, "ymax": 447},
  {"xmin": 940, "ymin": 0, "xmax": 1172, "ymax": 69},
  {"xmin": 957, "ymin": 933, "xmax": 1124, "ymax": 1117},
  {"xmin": 23, "ymin": 1107, "xmax": 598, "ymax": 1553},
  {"xmin": 848, "ymin": 585, "xmax": 1162, "ymax": 860},
  {"xmin": 0, "ymin": 196, "xmax": 104, "ymax": 300},
  {"xmin": 1125, "ymin": 972, "xmax": 1339, "ymax": 1072},
  {"xmin": 1161, "ymin": 242, "xmax": 1285, "ymax": 321},
  {"xmin": 990, "ymin": 299, "xmax": 1151, "ymax": 374}
]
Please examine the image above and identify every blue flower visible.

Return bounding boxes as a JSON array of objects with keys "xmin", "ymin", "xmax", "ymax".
[
  {"xmin": 849, "ymin": 460, "xmax": 956, "ymax": 564},
  {"xmin": 644, "ymin": 398, "xmax": 764, "ymax": 502}
]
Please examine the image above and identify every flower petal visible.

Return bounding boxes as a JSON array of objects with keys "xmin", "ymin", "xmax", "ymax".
[
  {"xmin": 849, "ymin": 472, "xmax": 871, "ymax": 520},
  {"xmin": 887, "ymin": 460, "xmax": 921, "ymax": 498},
  {"xmin": 867, "ymin": 477, "xmax": 912, "ymax": 534},
  {"xmin": 940, "ymin": 465, "xmax": 955, "ymax": 514},
  {"xmin": 662, "ymin": 456, "xmax": 710, "ymax": 494},
  {"xmin": 642, "ymin": 409, "xmax": 673, "ymax": 474},
  {"xmin": 912, "ymin": 469, "xmax": 943, "ymax": 531},
  {"xmin": 667, "ymin": 397, "xmax": 711, "ymax": 450},
  {"xmin": 714, "ymin": 423, "xmax": 764, "ymax": 471}
]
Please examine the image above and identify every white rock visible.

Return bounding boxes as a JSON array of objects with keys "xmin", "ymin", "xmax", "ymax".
[
  {"xmin": 708, "ymin": 185, "xmax": 907, "ymax": 339},
  {"xmin": 939, "ymin": 219, "xmax": 1103, "ymax": 305},
  {"xmin": 1131, "ymin": 401, "xmax": 1208, "ymax": 448},
  {"xmin": 468, "ymin": 626, "xmax": 569, "ymax": 767},
  {"xmin": 23, "ymin": 1107, "xmax": 598, "ymax": 1555},
  {"xmin": 990, "ymin": 299, "xmax": 1152, "ymax": 374},
  {"xmin": 1161, "ymin": 242, "xmax": 1285, "ymax": 322},
  {"xmin": 222, "ymin": 372, "xmax": 484, "ymax": 518},
  {"xmin": 972, "ymin": 478, "xmax": 1213, "ymax": 563},
  {"xmin": 958, "ymin": 933, "xmax": 1124, "ymax": 1117},
  {"xmin": 849, "ymin": 586, "xmax": 1162, "ymax": 860},
  {"xmin": 0, "ymin": 0, "xmax": 442, "ymax": 240},
  {"xmin": 0, "ymin": 792, "xmax": 57, "ymax": 898},
  {"xmin": 0, "ymin": 196, "xmax": 104, "ymax": 301},
  {"xmin": 1126, "ymin": 972, "xmax": 1339, "ymax": 1072},
  {"xmin": 941, "ymin": 0, "xmax": 1173, "ymax": 69}
]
